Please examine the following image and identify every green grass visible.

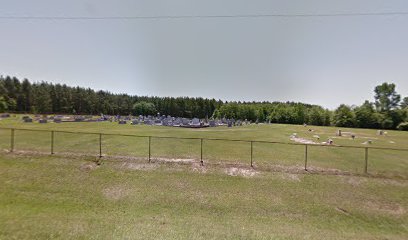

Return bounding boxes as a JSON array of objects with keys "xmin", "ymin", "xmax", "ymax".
[
  {"xmin": 0, "ymin": 153, "xmax": 407, "ymax": 239},
  {"xmin": 1, "ymin": 115, "xmax": 407, "ymax": 178},
  {"xmin": 0, "ymin": 115, "xmax": 407, "ymax": 239}
]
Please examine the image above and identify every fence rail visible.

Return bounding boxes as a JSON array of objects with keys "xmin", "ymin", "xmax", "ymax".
[{"xmin": 1, "ymin": 127, "xmax": 407, "ymax": 177}]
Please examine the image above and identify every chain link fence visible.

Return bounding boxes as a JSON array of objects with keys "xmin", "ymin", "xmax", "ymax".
[{"xmin": 1, "ymin": 127, "xmax": 407, "ymax": 178}]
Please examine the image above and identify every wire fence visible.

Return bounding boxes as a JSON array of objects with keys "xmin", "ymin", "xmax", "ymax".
[{"xmin": 1, "ymin": 127, "xmax": 407, "ymax": 178}]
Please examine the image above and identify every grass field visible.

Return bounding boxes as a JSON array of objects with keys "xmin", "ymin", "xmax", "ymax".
[
  {"xmin": 0, "ymin": 153, "xmax": 407, "ymax": 239},
  {"xmin": 1, "ymin": 115, "xmax": 407, "ymax": 178},
  {"xmin": 0, "ymin": 115, "xmax": 407, "ymax": 239}
]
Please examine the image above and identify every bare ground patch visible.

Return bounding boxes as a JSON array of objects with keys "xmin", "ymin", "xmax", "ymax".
[
  {"xmin": 224, "ymin": 167, "xmax": 260, "ymax": 178},
  {"xmin": 79, "ymin": 162, "xmax": 99, "ymax": 172},
  {"xmin": 119, "ymin": 162, "xmax": 159, "ymax": 171},
  {"xmin": 153, "ymin": 157, "xmax": 196, "ymax": 164},
  {"xmin": 191, "ymin": 162, "xmax": 208, "ymax": 174}
]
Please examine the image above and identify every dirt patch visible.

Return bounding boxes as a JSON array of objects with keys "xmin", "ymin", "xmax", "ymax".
[
  {"xmin": 102, "ymin": 186, "xmax": 130, "ymax": 201},
  {"xmin": 80, "ymin": 162, "xmax": 99, "ymax": 172},
  {"xmin": 120, "ymin": 162, "xmax": 159, "ymax": 171},
  {"xmin": 290, "ymin": 137, "xmax": 318, "ymax": 145},
  {"xmin": 191, "ymin": 162, "xmax": 208, "ymax": 174},
  {"xmin": 154, "ymin": 157, "xmax": 196, "ymax": 163},
  {"xmin": 224, "ymin": 167, "xmax": 259, "ymax": 178}
]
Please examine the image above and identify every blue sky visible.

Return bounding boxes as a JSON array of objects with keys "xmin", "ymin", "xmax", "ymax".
[{"xmin": 1, "ymin": 0, "xmax": 407, "ymax": 109}]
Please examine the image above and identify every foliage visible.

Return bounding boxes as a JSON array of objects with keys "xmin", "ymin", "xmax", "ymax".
[
  {"xmin": 354, "ymin": 101, "xmax": 380, "ymax": 129},
  {"xmin": 401, "ymin": 97, "xmax": 408, "ymax": 109},
  {"xmin": 0, "ymin": 76, "xmax": 222, "ymax": 117},
  {"xmin": 132, "ymin": 101, "xmax": 156, "ymax": 116},
  {"xmin": 0, "ymin": 96, "xmax": 7, "ymax": 112},
  {"xmin": 374, "ymin": 82, "xmax": 401, "ymax": 112},
  {"xmin": 333, "ymin": 104, "xmax": 356, "ymax": 127}
]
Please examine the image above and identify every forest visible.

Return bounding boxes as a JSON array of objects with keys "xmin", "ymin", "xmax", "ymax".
[{"xmin": 1, "ymin": 75, "xmax": 407, "ymax": 130}]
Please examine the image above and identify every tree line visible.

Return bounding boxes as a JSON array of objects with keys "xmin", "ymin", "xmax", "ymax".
[
  {"xmin": 0, "ymin": 76, "xmax": 222, "ymax": 118},
  {"xmin": 1, "ymin": 75, "xmax": 407, "ymax": 130},
  {"xmin": 216, "ymin": 83, "xmax": 408, "ymax": 130}
]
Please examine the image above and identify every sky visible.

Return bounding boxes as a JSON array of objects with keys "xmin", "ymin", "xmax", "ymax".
[{"xmin": 0, "ymin": 0, "xmax": 407, "ymax": 109}]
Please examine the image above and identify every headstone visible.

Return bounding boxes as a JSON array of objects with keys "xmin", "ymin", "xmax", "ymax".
[
  {"xmin": 173, "ymin": 118, "xmax": 182, "ymax": 126},
  {"xmin": 209, "ymin": 120, "xmax": 216, "ymax": 127},
  {"xmin": 39, "ymin": 119, "xmax": 47, "ymax": 124},
  {"xmin": 118, "ymin": 120, "xmax": 127, "ymax": 124},
  {"xmin": 192, "ymin": 118, "xmax": 200, "ymax": 126},
  {"xmin": 54, "ymin": 118, "xmax": 62, "ymax": 123},
  {"xmin": 227, "ymin": 120, "xmax": 233, "ymax": 128},
  {"xmin": 337, "ymin": 129, "xmax": 342, "ymax": 136},
  {"xmin": 24, "ymin": 118, "xmax": 33, "ymax": 123},
  {"xmin": 131, "ymin": 120, "xmax": 139, "ymax": 125},
  {"xmin": 0, "ymin": 113, "xmax": 10, "ymax": 118},
  {"xmin": 75, "ymin": 116, "xmax": 85, "ymax": 122},
  {"xmin": 377, "ymin": 130, "xmax": 384, "ymax": 136},
  {"xmin": 182, "ymin": 118, "xmax": 189, "ymax": 126}
]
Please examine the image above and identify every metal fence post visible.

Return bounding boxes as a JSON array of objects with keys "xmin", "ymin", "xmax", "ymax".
[
  {"xmin": 10, "ymin": 128, "xmax": 15, "ymax": 152},
  {"xmin": 99, "ymin": 133, "xmax": 102, "ymax": 158},
  {"xmin": 250, "ymin": 141, "xmax": 253, "ymax": 167},
  {"xmin": 304, "ymin": 144, "xmax": 308, "ymax": 171},
  {"xmin": 364, "ymin": 147, "xmax": 368, "ymax": 174},
  {"xmin": 51, "ymin": 131, "xmax": 54, "ymax": 154},
  {"xmin": 148, "ymin": 136, "xmax": 151, "ymax": 163},
  {"xmin": 200, "ymin": 138, "xmax": 203, "ymax": 166}
]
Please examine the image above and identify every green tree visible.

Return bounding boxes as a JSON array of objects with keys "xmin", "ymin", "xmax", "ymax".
[
  {"xmin": 374, "ymin": 83, "xmax": 401, "ymax": 112},
  {"xmin": 133, "ymin": 101, "xmax": 156, "ymax": 116},
  {"xmin": 0, "ymin": 96, "xmax": 8, "ymax": 112},
  {"xmin": 401, "ymin": 97, "xmax": 408, "ymax": 109},
  {"xmin": 333, "ymin": 104, "xmax": 356, "ymax": 127},
  {"xmin": 354, "ymin": 101, "xmax": 380, "ymax": 128}
]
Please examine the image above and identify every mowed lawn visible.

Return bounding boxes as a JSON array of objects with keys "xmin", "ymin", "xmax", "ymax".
[
  {"xmin": 1, "ymin": 115, "xmax": 408, "ymax": 178},
  {"xmin": 0, "ymin": 153, "xmax": 407, "ymax": 240}
]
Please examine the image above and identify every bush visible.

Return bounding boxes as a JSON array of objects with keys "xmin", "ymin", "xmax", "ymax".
[{"xmin": 397, "ymin": 122, "xmax": 408, "ymax": 131}]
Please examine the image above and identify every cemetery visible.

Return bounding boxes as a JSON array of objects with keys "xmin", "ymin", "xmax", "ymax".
[{"xmin": 15, "ymin": 113, "xmax": 248, "ymax": 128}]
